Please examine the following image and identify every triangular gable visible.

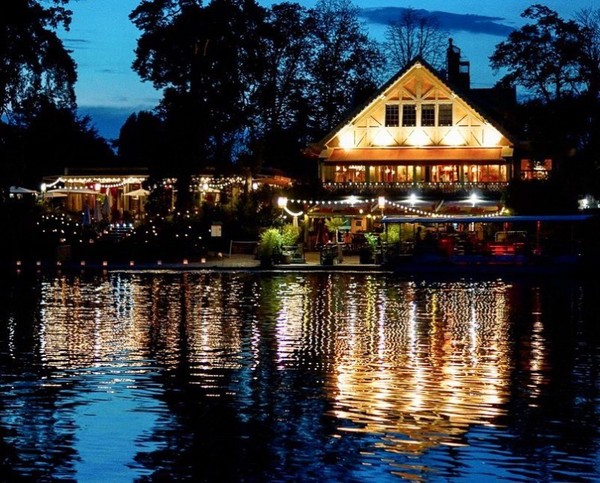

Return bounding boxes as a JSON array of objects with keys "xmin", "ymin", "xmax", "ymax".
[{"xmin": 315, "ymin": 57, "xmax": 513, "ymax": 158}]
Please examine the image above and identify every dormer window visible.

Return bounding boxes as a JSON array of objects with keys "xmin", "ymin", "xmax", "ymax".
[
  {"xmin": 385, "ymin": 105, "xmax": 399, "ymax": 127},
  {"xmin": 422, "ymin": 104, "xmax": 435, "ymax": 126},
  {"xmin": 402, "ymin": 104, "xmax": 416, "ymax": 127},
  {"xmin": 439, "ymin": 104, "xmax": 453, "ymax": 126}
]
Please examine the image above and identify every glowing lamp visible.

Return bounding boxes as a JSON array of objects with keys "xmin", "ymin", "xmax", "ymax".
[
  {"xmin": 373, "ymin": 129, "xmax": 394, "ymax": 146},
  {"xmin": 407, "ymin": 129, "xmax": 430, "ymax": 146},
  {"xmin": 443, "ymin": 129, "xmax": 465, "ymax": 146},
  {"xmin": 339, "ymin": 131, "xmax": 354, "ymax": 149},
  {"xmin": 483, "ymin": 124, "xmax": 502, "ymax": 146},
  {"xmin": 277, "ymin": 197, "xmax": 288, "ymax": 208},
  {"xmin": 469, "ymin": 192, "xmax": 479, "ymax": 207}
]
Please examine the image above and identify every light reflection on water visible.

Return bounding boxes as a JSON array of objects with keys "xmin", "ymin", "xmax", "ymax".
[{"xmin": 0, "ymin": 271, "xmax": 599, "ymax": 481}]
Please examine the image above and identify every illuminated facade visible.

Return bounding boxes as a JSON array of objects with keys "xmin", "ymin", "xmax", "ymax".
[{"xmin": 310, "ymin": 52, "xmax": 515, "ymax": 211}]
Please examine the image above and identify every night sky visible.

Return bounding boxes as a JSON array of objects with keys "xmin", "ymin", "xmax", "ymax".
[{"xmin": 58, "ymin": 0, "xmax": 595, "ymax": 140}]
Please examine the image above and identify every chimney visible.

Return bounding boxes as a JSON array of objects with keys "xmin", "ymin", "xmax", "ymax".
[{"xmin": 446, "ymin": 38, "xmax": 470, "ymax": 90}]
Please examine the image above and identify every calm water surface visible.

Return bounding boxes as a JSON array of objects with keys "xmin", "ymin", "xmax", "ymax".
[{"xmin": 0, "ymin": 270, "xmax": 599, "ymax": 482}]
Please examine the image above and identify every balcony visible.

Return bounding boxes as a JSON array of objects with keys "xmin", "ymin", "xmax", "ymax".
[{"xmin": 322, "ymin": 181, "xmax": 509, "ymax": 195}]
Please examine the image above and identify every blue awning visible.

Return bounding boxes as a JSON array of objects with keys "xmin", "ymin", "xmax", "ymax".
[{"xmin": 382, "ymin": 214, "xmax": 595, "ymax": 224}]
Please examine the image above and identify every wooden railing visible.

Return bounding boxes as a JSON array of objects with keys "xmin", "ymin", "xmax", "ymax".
[{"xmin": 322, "ymin": 181, "xmax": 508, "ymax": 194}]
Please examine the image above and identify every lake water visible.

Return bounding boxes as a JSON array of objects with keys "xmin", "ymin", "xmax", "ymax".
[{"xmin": 1, "ymin": 270, "xmax": 599, "ymax": 481}]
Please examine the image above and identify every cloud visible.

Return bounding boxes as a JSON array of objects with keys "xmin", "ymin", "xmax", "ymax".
[
  {"xmin": 63, "ymin": 37, "xmax": 91, "ymax": 49},
  {"xmin": 360, "ymin": 7, "xmax": 514, "ymax": 37}
]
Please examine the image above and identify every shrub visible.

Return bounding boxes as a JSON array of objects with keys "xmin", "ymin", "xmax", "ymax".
[
  {"xmin": 281, "ymin": 223, "xmax": 301, "ymax": 246},
  {"xmin": 257, "ymin": 228, "xmax": 283, "ymax": 264}
]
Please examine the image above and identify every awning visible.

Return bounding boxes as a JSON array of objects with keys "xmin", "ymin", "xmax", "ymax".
[
  {"xmin": 382, "ymin": 214, "xmax": 595, "ymax": 224},
  {"xmin": 48, "ymin": 188, "xmax": 101, "ymax": 195},
  {"xmin": 124, "ymin": 188, "xmax": 150, "ymax": 197},
  {"xmin": 10, "ymin": 186, "xmax": 38, "ymax": 194},
  {"xmin": 325, "ymin": 147, "xmax": 504, "ymax": 162}
]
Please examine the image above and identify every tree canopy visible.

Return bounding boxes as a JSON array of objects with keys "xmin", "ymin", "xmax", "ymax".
[
  {"xmin": 383, "ymin": 8, "xmax": 447, "ymax": 73},
  {"xmin": 0, "ymin": 0, "xmax": 76, "ymax": 119},
  {"xmin": 129, "ymin": 0, "xmax": 384, "ymax": 183},
  {"xmin": 489, "ymin": 5, "xmax": 583, "ymax": 102},
  {"xmin": 490, "ymin": 5, "xmax": 600, "ymax": 201}
]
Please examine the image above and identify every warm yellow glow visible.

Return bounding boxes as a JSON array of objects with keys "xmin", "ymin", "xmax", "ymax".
[
  {"xmin": 407, "ymin": 129, "xmax": 430, "ymax": 146},
  {"xmin": 483, "ymin": 124, "xmax": 502, "ymax": 146},
  {"xmin": 373, "ymin": 129, "xmax": 395, "ymax": 146},
  {"xmin": 277, "ymin": 196, "xmax": 288, "ymax": 208},
  {"xmin": 443, "ymin": 129, "xmax": 465, "ymax": 146},
  {"xmin": 339, "ymin": 131, "xmax": 355, "ymax": 149}
]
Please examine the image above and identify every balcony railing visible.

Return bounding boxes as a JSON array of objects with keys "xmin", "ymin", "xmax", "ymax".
[{"xmin": 322, "ymin": 181, "xmax": 508, "ymax": 194}]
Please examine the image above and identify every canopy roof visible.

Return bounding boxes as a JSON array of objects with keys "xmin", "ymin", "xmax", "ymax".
[{"xmin": 382, "ymin": 214, "xmax": 595, "ymax": 224}]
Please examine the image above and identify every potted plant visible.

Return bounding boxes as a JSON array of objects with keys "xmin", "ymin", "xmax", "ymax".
[
  {"xmin": 359, "ymin": 232, "xmax": 378, "ymax": 263},
  {"xmin": 257, "ymin": 228, "xmax": 283, "ymax": 267},
  {"xmin": 325, "ymin": 217, "xmax": 346, "ymax": 262},
  {"xmin": 280, "ymin": 224, "xmax": 301, "ymax": 263},
  {"xmin": 325, "ymin": 217, "xmax": 346, "ymax": 243}
]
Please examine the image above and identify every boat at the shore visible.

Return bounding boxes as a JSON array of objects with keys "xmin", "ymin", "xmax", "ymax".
[{"xmin": 381, "ymin": 213, "xmax": 599, "ymax": 276}]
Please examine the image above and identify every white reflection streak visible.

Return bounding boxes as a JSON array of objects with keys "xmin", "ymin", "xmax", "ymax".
[
  {"xmin": 7, "ymin": 315, "xmax": 16, "ymax": 358},
  {"xmin": 378, "ymin": 298, "xmax": 386, "ymax": 360},
  {"xmin": 407, "ymin": 300, "xmax": 424, "ymax": 412},
  {"xmin": 529, "ymin": 288, "xmax": 546, "ymax": 400},
  {"xmin": 408, "ymin": 301, "xmax": 417, "ymax": 362},
  {"xmin": 276, "ymin": 284, "xmax": 305, "ymax": 369},
  {"xmin": 470, "ymin": 301, "xmax": 478, "ymax": 363}
]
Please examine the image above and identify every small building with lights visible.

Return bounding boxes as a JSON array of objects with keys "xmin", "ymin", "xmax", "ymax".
[{"xmin": 41, "ymin": 168, "xmax": 150, "ymax": 223}]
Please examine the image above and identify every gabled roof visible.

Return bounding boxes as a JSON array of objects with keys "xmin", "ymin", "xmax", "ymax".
[{"xmin": 313, "ymin": 56, "xmax": 514, "ymax": 152}]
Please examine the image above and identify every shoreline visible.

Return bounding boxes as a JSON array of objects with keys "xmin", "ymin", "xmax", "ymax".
[{"xmin": 5, "ymin": 252, "xmax": 392, "ymax": 274}]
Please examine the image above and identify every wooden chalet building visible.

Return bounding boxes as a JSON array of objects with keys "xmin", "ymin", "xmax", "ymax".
[{"xmin": 308, "ymin": 41, "xmax": 519, "ymax": 216}]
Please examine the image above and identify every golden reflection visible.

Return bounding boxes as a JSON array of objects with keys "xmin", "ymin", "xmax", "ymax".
[
  {"xmin": 38, "ymin": 274, "xmax": 152, "ymax": 369},
  {"xmin": 527, "ymin": 287, "xmax": 547, "ymax": 402},
  {"xmin": 33, "ymin": 273, "xmax": 546, "ymax": 461},
  {"xmin": 329, "ymin": 280, "xmax": 513, "ymax": 454}
]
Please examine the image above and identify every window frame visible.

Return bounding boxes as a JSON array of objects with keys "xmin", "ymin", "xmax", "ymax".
[
  {"xmin": 385, "ymin": 104, "xmax": 399, "ymax": 127},
  {"xmin": 402, "ymin": 104, "xmax": 416, "ymax": 127}
]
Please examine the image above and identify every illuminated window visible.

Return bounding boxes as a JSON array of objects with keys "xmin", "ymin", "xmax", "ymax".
[
  {"xmin": 438, "ymin": 104, "xmax": 453, "ymax": 126},
  {"xmin": 402, "ymin": 104, "xmax": 416, "ymax": 127},
  {"xmin": 385, "ymin": 105, "xmax": 399, "ymax": 127},
  {"xmin": 520, "ymin": 158, "xmax": 552, "ymax": 180},
  {"xmin": 422, "ymin": 104, "xmax": 435, "ymax": 126}
]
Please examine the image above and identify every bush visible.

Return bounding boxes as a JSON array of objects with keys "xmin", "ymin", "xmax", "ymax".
[
  {"xmin": 257, "ymin": 228, "xmax": 283, "ymax": 265},
  {"xmin": 281, "ymin": 224, "xmax": 301, "ymax": 246}
]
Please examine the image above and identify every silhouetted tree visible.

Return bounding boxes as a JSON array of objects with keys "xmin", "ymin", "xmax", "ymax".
[
  {"xmin": 576, "ymin": 8, "xmax": 600, "ymax": 102},
  {"xmin": 490, "ymin": 5, "xmax": 600, "ymax": 203},
  {"xmin": 490, "ymin": 5, "xmax": 583, "ymax": 102},
  {"xmin": 0, "ymin": 0, "xmax": 76, "ymax": 119},
  {"xmin": 118, "ymin": 111, "xmax": 165, "ymax": 172},
  {"xmin": 305, "ymin": 0, "xmax": 385, "ymax": 138},
  {"xmin": 17, "ymin": 100, "xmax": 116, "ymax": 186},
  {"xmin": 243, "ymin": 2, "xmax": 313, "ymax": 175},
  {"xmin": 383, "ymin": 8, "xmax": 447, "ymax": 73},
  {"xmin": 130, "ymin": 0, "xmax": 269, "ymax": 210},
  {"xmin": 576, "ymin": 8, "xmax": 600, "ymax": 185},
  {"xmin": 0, "ymin": 0, "xmax": 77, "ymax": 196}
]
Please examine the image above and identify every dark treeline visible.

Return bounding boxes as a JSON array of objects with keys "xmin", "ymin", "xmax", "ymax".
[
  {"xmin": 490, "ymin": 5, "xmax": 600, "ymax": 212},
  {"xmin": 0, "ymin": 1, "xmax": 599, "ymax": 210}
]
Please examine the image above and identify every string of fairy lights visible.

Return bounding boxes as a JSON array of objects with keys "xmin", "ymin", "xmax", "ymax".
[
  {"xmin": 41, "ymin": 174, "xmax": 504, "ymax": 220},
  {"xmin": 283, "ymin": 197, "xmax": 504, "ymax": 218}
]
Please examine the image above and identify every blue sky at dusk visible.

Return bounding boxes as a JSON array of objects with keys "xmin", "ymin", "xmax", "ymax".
[{"xmin": 60, "ymin": 0, "xmax": 595, "ymax": 140}]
